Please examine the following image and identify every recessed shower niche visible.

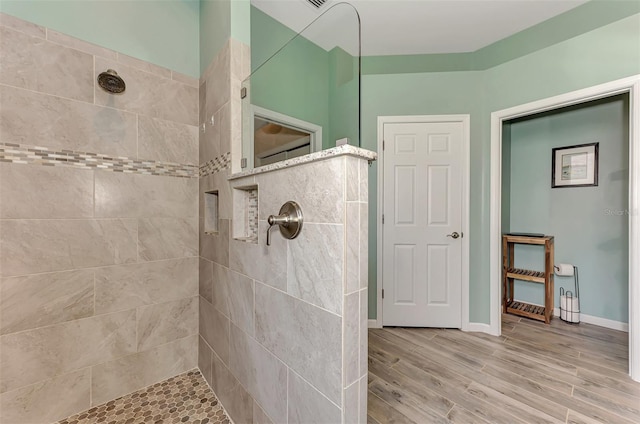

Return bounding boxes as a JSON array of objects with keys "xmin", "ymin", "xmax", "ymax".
[
  {"xmin": 204, "ymin": 190, "xmax": 219, "ymax": 234},
  {"xmin": 232, "ymin": 185, "xmax": 259, "ymax": 243}
]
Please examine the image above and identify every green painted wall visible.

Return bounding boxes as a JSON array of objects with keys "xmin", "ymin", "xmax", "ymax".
[
  {"xmin": 362, "ymin": 0, "xmax": 640, "ymax": 75},
  {"xmin": 367, "ymin": 11, "xmax": 640, "ymax": 322},
  {"xmin": 230, "ymin": 0, "xmax": 250, "ymax": 45},
  {"xmin": 200, "ymin": 0, "xmax": 230, "ymax": 75},
  {"xmin": 250, "ymin": 6, "xmax": 297, "ymax": 73},
  {"xmin": 199, "ymin": 0, "xmax": 249, "ymax": 75},
  {"xmin": 507, "ymin": 95, "xmax": 629, "ymax": 323},
  {"xmin": 328, "ymin": 47, "xmax": 360, "ymax": 148},
  {"xmin": 362, "ymin": 71, "xmax": 485, "ymax": 320},
  {"xmin": 0, "ymin": 0, "xmax": 200, "ymax": 78}
]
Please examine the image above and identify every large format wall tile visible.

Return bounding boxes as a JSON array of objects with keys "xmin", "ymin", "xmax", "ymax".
[
  {"xmin": 257, "ymin": 157, "xmax": 344, "ymax": 223},
  {"xmin": 199, "ymin": 258, "xmax": 214, "ymax": 303},
  {"xmin": 343, "ymin": 292, "xmax": 359, "ymax": 387},
  {"xmin": 94, "ymin": 57, "xmax": 198, "ymax": 126},
  {"xmin": 216, "ymin": 102, "xmax": 232, "ymax": 163},
  {"xmin": 229, "ymin": 221, "xmax": 286, "ymax": 291},
  {"xmin": 254, "ymin": 401, "xmax": 275, "ymax": 424},
  {"xmin": 287, "ymin": 370, "xmax": 341, "ymax": 424},
  {"xmin": 0, "ymin": 309, "xmax": 136, "ymax": 393},
  {"xmin": 199, "ymin": 296, "xmax": 230, "ymax": 365},
  {"xmin": 344, "ymin": 379, "xmax": 359, "ymax": 424},
  {"xmin": 0, "ymin": 164, "xmax": 94, "ymax": 219},
  {"xmin": 255, "ymin": 283, "xmax": 342, "ymax": 405},
  {"xmin": 117, "ymin": 53, "xmax": 172, "ymax": 79},
  {"xmin": 200, "ymin": 218, "xmax": 230, "ymax": 267},
  {"xmin": 287, "ymin": 223, "xmax": 344, "ymax": 315},
  {"xmin": 0, "ymin": 270, "xmax": 94, "ymax": 335},
  {"xmin": 137, "ymin": 297, "xmax": 198, "ymax": 351},
  {"xmin": 346, "ymin": 157, "xmax": 359, "ymax": 202},
  {"xmin": 229, "ymin": 324, "xmax": 287, "ymax": 424},
  {"xmin": 138, "ymin": 115, "xmax": 198, "ymax": 165},
  {"xmin": 0, "ymin": 219, "xmax": 137, "ymax": 277},
  {"xmin": 199, "ymin": 95, "xmax": 221, "ymax": 165},
  {"xmin": 360, "ymin": 203, "xmax": 368, "ymax": 290},
  {"xmin": 91, "ymin": 335, "xmax": 197, "ymax": 406},
  {"xmin": 226, "ymin": 270, "xmax": 254, "ymax": 336},
  {"xmin": 210, "ymin": 347, "xmax": 253, "ymax": 424},
  {"xmin": 359, "ymin": 160, "xmax": 368, "ymax": 201},
  {"xmin": 345, "ymin": 202, "xmax": 360, "ymax": 294},
  {"xmin": 0, "ymin": 13, "xmax": 46, "ymax": 38},
  {"xmin": 359, "ymin": 289, "xmax": 368, "ymax": 378},
  {"xmin": 199, "ymin": 336, "xmax": 213, "ymax": 387},
  {"xmin": 0, "ymin": 369, "xmax": 90, "ymax": 424},
  {"xmin": 46, "ymin": 29, "xmax": 117, "ymax": 60},
  {"xmin": 202, "ymin": 44, "xmax": 230, "ymax": 119},
  {"xmin": 200, "ymin": 171, "xmax": 232, "ymax": 220},
  {"xmin": 94, "ymin": 258, "xmax": 198, "ymax": 314},
  {"xmin": 211, "ymin": 262, "xmax": 230, "ymax": 315},
  {"xmin": 0, "ymin": 84, "xmax": 137, "ymax": 157},
  {"xmin": 138, "ymin": 217, "xmax": 198, "ymax": 261},
  {"xmin": 0, "ymin": 26, "xmax": 93, "ymax": 102},
  {"xmin": 95, "ymin": 172, "xmax": 197, "ymax": 219}
]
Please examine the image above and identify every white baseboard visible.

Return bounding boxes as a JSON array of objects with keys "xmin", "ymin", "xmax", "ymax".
[
  {"xmin": 368, "ymin": 319, "xmax": 381, "ymax": 329},
  {"xmin": 462, "ymin": 322, "xmax": 495, "ymax": 335},
  {"xmin": 552, "ymin": 307, "xmax": 628, "ymax": 332}
]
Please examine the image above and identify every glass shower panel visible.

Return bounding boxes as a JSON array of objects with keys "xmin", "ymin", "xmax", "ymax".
[{"xmin": 241, "ymin": 2, "xmax": 361, "ymax": 170}]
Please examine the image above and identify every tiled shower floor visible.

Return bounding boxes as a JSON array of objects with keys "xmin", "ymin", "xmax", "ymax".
[{"xmin": 57, "ymin": 370, "xmax": 230, "ymax": 424}]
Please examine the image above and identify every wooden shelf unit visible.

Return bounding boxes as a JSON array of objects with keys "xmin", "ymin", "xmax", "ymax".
[{"xmin": 502, "ymin": 235, "xmax": 554, "ymax": 324}]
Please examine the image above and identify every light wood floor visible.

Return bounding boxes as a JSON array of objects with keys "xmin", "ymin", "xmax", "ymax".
[{"xmin": 368, "ymin": 314, "xmax": 640, "ymax": 424}]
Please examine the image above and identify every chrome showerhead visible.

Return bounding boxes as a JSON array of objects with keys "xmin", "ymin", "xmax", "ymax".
[{"xmin": 97, "ymin": 69, "xmax": 126, "ymax": 94}]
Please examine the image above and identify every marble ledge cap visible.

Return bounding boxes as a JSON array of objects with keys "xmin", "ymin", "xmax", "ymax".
[{"xmin": 229, "ymin": 145, "xmax": 377, "ymax": 180}]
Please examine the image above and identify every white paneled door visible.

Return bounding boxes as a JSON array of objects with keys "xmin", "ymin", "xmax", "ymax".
[{"xmin": 382, "ymin": 119, "xmax": 465, "ymax": 327}]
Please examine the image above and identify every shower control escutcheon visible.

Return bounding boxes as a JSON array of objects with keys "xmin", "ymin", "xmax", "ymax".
[{"xmin": 266, "ymin": 201, "xmax": 303, "ymax": 246}]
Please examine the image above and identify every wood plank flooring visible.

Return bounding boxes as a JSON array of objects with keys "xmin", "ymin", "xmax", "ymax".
[{"xmin": 368, "ymin": 314, "xmax": 639, "ymax": 424}]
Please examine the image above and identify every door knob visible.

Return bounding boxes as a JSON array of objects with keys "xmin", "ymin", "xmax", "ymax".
[{"xmin": 447, "ymin": 232, "xmax": 461, "ymax": 239}]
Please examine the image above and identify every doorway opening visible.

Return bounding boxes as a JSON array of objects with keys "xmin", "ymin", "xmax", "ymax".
[{"xmin": 490, "ymin": 75, "xmax": 640, "ymax": 381}]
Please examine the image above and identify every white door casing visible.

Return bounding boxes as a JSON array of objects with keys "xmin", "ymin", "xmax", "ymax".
[
  {"xmin": 489, "ymin": 75, "xmax": 640, "ymax": 382},
  {"xmin": 379, "ymin": 116, "xmax": 470, "ymax": 328}
]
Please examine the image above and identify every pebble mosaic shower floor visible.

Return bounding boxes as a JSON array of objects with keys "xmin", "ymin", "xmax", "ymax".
[{"xmin": 57, "ymin": 370, "xmax": 230, "ymax": 424}]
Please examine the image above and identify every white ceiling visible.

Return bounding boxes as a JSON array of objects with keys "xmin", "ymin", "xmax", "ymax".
[{"xmin": 251, "ymin": 0, "xmax": 589, "ymax": 56}]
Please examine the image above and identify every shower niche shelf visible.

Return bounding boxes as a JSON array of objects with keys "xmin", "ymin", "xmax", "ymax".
[
  {"xmin": 204, "ymin": 191, "xmax": 219, "ymax": 234},
  {"xmin": 233, "ymin": 185, "xmax": 258, "ymax": 244}
]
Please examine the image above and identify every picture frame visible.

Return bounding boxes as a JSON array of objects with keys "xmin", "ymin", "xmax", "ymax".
[{"xmin": 551, "ymin": 142, "xmax": 599, "ymax": 188}]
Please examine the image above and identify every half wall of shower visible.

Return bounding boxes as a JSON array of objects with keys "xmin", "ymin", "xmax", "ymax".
[{"xmin": 197, "ymin": 3, "xmax": 367, "ymax": 423}]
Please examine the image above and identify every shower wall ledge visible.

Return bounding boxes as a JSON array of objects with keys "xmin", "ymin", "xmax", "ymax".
[{"xmin": 229, "ymin": 145, "xmax": 377, "ymax": 180}]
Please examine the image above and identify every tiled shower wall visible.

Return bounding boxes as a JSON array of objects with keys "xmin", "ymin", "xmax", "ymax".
[
  {"xmin": 0, "ymin": 14, "xmax": 199, "ymax": 424},
  {"xmin": 198, "ymin": 39, "xmax": 369, "ymax": 423}
]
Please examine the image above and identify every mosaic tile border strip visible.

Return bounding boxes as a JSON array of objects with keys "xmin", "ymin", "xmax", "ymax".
[
  {"xmin": 248, "ymin": 188, "xmax": 259, "ymax": 239},
  {"xmin": 0, "ymin": 142, "xmax": 199, "ymax": 178},
  {"xmin": 57, "ymin": 369, "xmax": 230, "ymax": 424},
  {"xmin": 199, "ymin": 152, "xmax": 231, "ymax": 177}
]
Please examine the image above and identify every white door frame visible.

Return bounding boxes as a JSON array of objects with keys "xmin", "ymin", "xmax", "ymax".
[
  {"xmin": 489, "ymin": 75, "xmax": 640, "ymax": 382},
  {"xmin": 375, "ymin": 115, "xmax": 470, "ymax": 330}
]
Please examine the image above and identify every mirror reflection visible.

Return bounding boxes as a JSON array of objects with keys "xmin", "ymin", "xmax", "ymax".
[{"xmin": 242, "ymin": 2, "xmax": 361, "ymax": 170}]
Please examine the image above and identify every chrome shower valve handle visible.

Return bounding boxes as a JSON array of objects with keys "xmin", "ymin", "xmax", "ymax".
[{"xmin": 266, "ymin": 201, "xmax": 303, "ymax": 246}]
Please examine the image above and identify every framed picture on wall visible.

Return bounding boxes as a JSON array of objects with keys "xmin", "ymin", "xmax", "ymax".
[{"xmin": 552, "ymin": 142, "xmax": 599, "ymax": 188}]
